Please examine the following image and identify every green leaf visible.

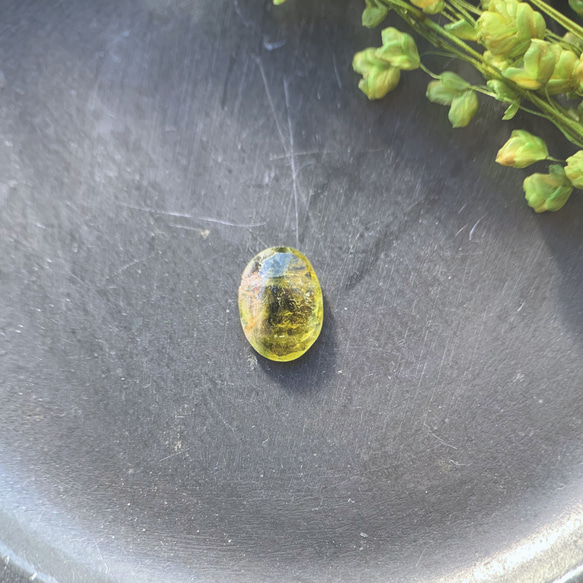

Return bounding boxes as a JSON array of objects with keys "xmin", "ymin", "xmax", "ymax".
[
  {"xmin": 486, "ymin": 79, "xmax": 520, "ymax": 103},
  {"xmin": 444, "ymin": 19, "xmax": 478, "ymax": 41},
  {"xmin": 502, "ymin": 101, "xmax": 520, "ymax": 120}
]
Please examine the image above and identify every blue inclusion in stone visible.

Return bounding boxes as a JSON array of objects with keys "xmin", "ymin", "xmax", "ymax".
[{"xmin": 260, "ymin": 251, "xmax": 294, "ymax": 279}]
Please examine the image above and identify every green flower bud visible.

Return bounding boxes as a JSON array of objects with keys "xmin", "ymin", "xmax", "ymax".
[
  {"xmin": 273, "ymin": 0, "xmax": 287, "ymax": 4},
  {"xmin": 495, "ymin": 130, "xmax": 549, "ymax": 168},
  {"xmin": 573, "ymin": 59, "xmax": 583, "ymax": 94},
  {"xmin": 502, "ymin": 39, "xmax": 556, "ymax": 90},
  {"xmin": 445, "ymin": 19, "xmax": 479, "ymax": 41},
  {"xmin": 563, "ymin": 32, "xmax": 583, "ymax": 53},
  {"xmin": 564, "ymin": 150, "xmax": 583, "ymax": 188},
  {"xmin": 523, "ymin": 165, "xmax": 573, "ymax": 213},
  {"xmin": 477, "ymin": 0, "xmax": 545, "ymax": 59},
  {"xmin": 448, "ymin": 90, "xmax": 479, "ymax": 127},
  {"xmin": 427, "ymin": 80, "xmax": 455, "ymax": 105},
  {"xmin": 515, "ymin": 2, "xmax": 545, "ymax": 43},
  {"xmin": 547, "ymin": 46, "xmax": 578, "ymax": 95},
  {"xmin": 411, "ymin": 0, "xmax": 445, "ymax": 14},
  {"xmin": 362, "ymin": 0, "xmax": 390, "ymax": 29},
  {"xmin": 376, "ymin": 28, "xmax": 420, "ymax": 70},
  {"xmin": 478, "ymin": 10, "xmax": 518, "ymax": 57},
  {"xmin": 353, "ymin": 49, "xmax": 401, "ymax": 100},
  {"xmin": 569, "ymin": 0, "xmax": 583, "ymax": 17},
  {"xmin": 426, "ymin": 72, "xmax": 470, "ymax": 105}
]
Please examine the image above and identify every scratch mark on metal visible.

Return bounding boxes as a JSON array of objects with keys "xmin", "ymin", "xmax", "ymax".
[
  {"xmin": 283, "ymin": 78, "xmax": 300, "ymax": 249},
  {"xmin": 233, "ymin": 0, "xmax": 252, "ymax": 27},
  {"xmin": 256, "ymin": 58, "xmax": 288, "ymax": 155},
  {"xmin": 206, "ymin": 394, "xmax": 238, "ymax": 438},
  {"xmin": 117, "ymin": 202, "xmax": 193, "ymax": 218},
  {"xmin": 425, "ymin": 425, "xmax": 458, "ymax": 450},
  {"xmin": 116, "ymin": 203, "xmax": 263, "ymax": 228},
  {"xmin": 234, "ymin": 56, "xmax": 249, "ymax": 118},
  {"xmin": 159, "ymin": 451, "xmax": 186, "ymax": 463},
  {"xmin": 469, "ymin": 215, "xmax": 485, "ymax": 240},
  {"xmin": 169, "ymin": 224, "xmax": 210, "ymax": 237},
  {"xmin": 263, "ymin": 39, "xmax": 287, "ymax": 51},
  {"xmin": 110, "ymin": 254, "xmax": 156, "ymax": 280},
  {"xmin": 332, "ymin": 53, "xmax": 342, "ymax": 89},
  {"xmin": 269, "ymin": 149, "xmax": 333, "ymax": 161},
  {"xmin": 198, "ymin": 217, "xmax": 265, "ymax": 228}
]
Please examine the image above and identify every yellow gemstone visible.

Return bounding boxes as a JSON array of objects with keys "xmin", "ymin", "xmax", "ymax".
[{"xmin": 238, "ymin": 247, "xmax": 324, "ymax": 362}]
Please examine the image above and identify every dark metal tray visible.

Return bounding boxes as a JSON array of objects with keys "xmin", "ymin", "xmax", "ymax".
[{"xmin": 2, "ymin": 0, "xmax": 583, "ymax": 581}]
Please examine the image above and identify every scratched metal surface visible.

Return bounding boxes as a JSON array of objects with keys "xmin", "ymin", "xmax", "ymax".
[{"xmin": 2, "ymin": 0, "xmax": 583, "ymax": 582}]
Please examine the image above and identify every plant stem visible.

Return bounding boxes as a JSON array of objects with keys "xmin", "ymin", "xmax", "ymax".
[
  {"xmin": 449, "ymin": 0, "xmax": 482, "ymax": 17},
  {"xmin": 448, "ymin": 0, "xmax": 478, "ymax": 24},
  {"xmin": 527, "ymin": 0, "xmax": 583, "ymax": 40},
  {"xmin": 529, "ymin": 93, "xmax": 583, "ymax": 147}
]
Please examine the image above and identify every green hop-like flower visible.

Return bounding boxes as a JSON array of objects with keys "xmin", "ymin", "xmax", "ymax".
[
  {"xmin": 477, "ymin": 0, "xmax": 545, "ymax": 59},
  {"xmin": 411, "ymin": 0, "xmax": 445, "ymax": 15},
  {"xmin": 523, "ymin": 165, "xmax": 573, "ymax": 213},
  {"xmin": 573, "ymin": 59, "xmax": 583, "ymax": 95},
  {"xmin": 547, "ymin": 46, "xmax": 578, "ymax": 95},
  {"xmin": 426, "ymin": 73, "xmax": 478, "ymax": 127},
  {"xmin": 569, "ymin": 0, "xmax": 583, "ymax": 17},
  {"xmin": 496, "ymin": 130, "xmax": 549, "ymax": 168},
  {"xmin": 448, "ymin": 90, "xmax": 479, "ymax": 128},
  {"xmin": 362, "ymin": 0, "xmax": 390, "ymax": 29},
  {"xmin": 502, "ymin": 39, "xmax": 556, "ymax": 90},
  {"xmin": 426, "ymin": 71, "xmax": 470, "ymax": 105},
  {"xmin": 563, "ymin": 32, "xmax": 583, "ymax": 53},
  {"xmin": 564, "ymin": 150, "xmax": 583, "ymax": 189},
  {"xmin": 375, "ymin": 28, "xmax": 420, "ymax": 70},
  {"xmin": 353, "ymin": 49, "xmax": 401, "ymax": 100}
]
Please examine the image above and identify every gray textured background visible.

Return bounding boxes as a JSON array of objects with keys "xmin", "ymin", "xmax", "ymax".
[{"xmin": 1, "ymin": 0, "xmax": 583, "ymax": 581}]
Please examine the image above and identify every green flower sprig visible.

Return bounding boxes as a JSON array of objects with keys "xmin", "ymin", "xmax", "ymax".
[{"xmin": 275, "ymin": 0, "xmax": 583, "ymax": 212}]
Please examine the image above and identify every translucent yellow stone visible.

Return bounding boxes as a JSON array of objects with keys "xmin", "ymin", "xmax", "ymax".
[{"xmin": 238, "ymin": 247, "xmax": 324, "ymax": 362}]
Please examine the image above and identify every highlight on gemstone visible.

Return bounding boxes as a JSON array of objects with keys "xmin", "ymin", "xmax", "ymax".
[{"xmin": 238, "ymin": 247, "xmax": 324, "ymax": 362}]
